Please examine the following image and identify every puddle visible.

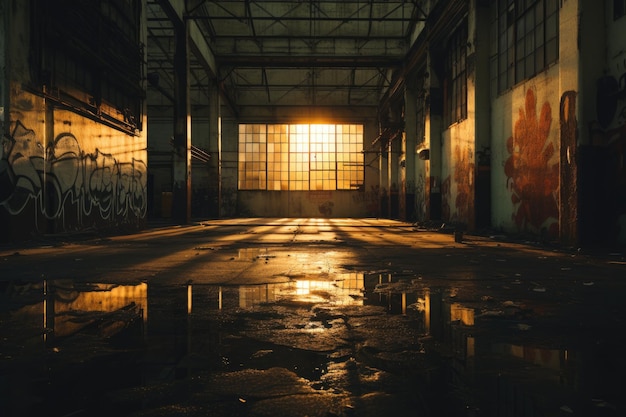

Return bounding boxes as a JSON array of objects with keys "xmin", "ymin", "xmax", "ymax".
[{"xmin": 1, "ymin": 275, "xmax": 624, "ymax": 416}]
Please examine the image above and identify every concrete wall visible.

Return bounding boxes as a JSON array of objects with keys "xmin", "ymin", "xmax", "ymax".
[
  {"xmin": 1, "ymin": 94, "xmax": 148, "ymax": 238},
  {"xmin": 419, "ymin": 0, "xmax": 587, "ymax": 242},
  {"xmin": 220, "ymin": 117, "xmax": 239, "ymax": 217},
  {"xmin": 491, "ymin": 68, "xmax": 562, "ymax": 237},
  {"xmin": 147, "ymin": 108, "xmax": 217, "ymax": 220},
  {"xmin": 238, "ymin": 190, "xmax": 373, "ymax": 218},
  {"xmin": 429, "ymin": 0, "xmax": 626, "ymax": 246},
  {"xmin": 578, "ymin": 0, "xmax": 626, "ymax": 245},
  {"xmin": 149, "ymin": 104, "xmax": 379, "ymax": 220},
  {"xmin": 0, "ymin": 1, "xmax": 148, "ymax": 242},
  {"xmin": 441, "ymin": 118, "xmax": 476, "ymax": 227},
  {"xmin": 147, "ymin": 111, "xmax": 174, "ymax": 218},
  {"xmin": 490, "ymin": 0, "xmax": 580, "ymax": 240},
  {"xmin": 600, "ymin": 2, "xmax": 626, "ymax": 244},
  {"xmin": 485, "ymin": 0, "xmax": 625, "ymax": 245},
  {"xmin": 223, "ymin": 106, "xmax": 381, "ymax": 218}
]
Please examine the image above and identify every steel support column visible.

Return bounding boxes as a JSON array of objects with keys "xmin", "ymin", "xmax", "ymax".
[
  {"xmin": 172, "ymin": 21, "xmax": 192, "ymax": 224},
  {"xmin": 404, "ymin": 84, "xmax": 418, "ymax": 222},
  {"xmin": 208, "ymin": 79, "xmax": 221, "ymax": 218}
]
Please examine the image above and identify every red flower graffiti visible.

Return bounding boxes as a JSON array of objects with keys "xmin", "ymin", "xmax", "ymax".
[{"xmin": 504, "ymin": 89, "xmax": 559, "ymax": 236}]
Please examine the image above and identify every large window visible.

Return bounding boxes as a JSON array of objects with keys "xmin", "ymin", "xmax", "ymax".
[
  {"xmin": 33, "ymin": 0, "xmax": 143, "ymax": 134},
  {"xmin": 493, "ymin": 0, "xmax": 559, "ymax": 94},
  {"xmin": 238, "ymin": 124, "xmax": 364, "ymax": 191},
  {"xmin": 444, "ymin": 22, "xmax": 468, "ymax": 126}
]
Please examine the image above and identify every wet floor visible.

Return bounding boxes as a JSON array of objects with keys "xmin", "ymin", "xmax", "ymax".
[
  {"xmin": 1, "ymin": 219, "xmax": 625, "ymax": 416},
  {"xmin": 1, "ymin": 274, "xmax": 624, "ymax": 417}
]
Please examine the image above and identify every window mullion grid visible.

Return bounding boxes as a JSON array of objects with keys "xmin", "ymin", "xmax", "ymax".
[
  {"xmin": 264, "ymin": 124, "xmax": 268, "ymax": 191},
  {"xmin": 288, "ymin": 124, "xmax": 292, "ymax": 190},
  {"xmin": 333, "ymin": 126, "xmax": 337, "ymax": 191},
  {"xmin": 308, "ymin": 124, "xmax": 311, "ymax": 191}
]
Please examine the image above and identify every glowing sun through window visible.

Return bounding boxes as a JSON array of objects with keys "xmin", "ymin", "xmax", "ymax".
[{"xmin": 238, "ymin": 124, "xmax": 363, "ymax": 191}]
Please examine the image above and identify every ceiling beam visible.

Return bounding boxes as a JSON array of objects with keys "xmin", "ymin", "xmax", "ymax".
[
  {"xmin": 216, "ymin": 56, "xmax": 403, "ymax": 68},
  {"xmin": 156, "ymin": 0, "xmax": 218, "ymax": 77},
  {"xmin": 156, "ymin": 0, "xmax": 237, "ymax": 114},
  {"xmin": 186, "ymin": 15, "xmax": 424, "ymax": 22}
]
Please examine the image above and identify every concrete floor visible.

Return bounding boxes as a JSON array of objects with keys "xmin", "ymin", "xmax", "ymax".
[{"xmin": 1, "ymin": 218, "xmax": 625, "ymax": 416}]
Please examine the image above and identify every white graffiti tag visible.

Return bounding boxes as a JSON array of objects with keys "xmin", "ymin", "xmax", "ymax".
[{"xmin": 0, "ymin": 121, "xmax": 146, "ymax": 228}]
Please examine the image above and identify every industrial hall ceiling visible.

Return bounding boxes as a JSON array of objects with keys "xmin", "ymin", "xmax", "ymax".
[{"xmin": 145, "ymin": 0, "xmax": 428, "ymax": 116}]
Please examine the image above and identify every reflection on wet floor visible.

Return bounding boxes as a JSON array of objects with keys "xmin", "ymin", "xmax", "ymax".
[
  {"xmin": 242, "ymin": 275, "xmax": 363, "ymax": 308},
  {"xmin": 1, "ymin": 275, "xmax": 623, "ymax": 416}
]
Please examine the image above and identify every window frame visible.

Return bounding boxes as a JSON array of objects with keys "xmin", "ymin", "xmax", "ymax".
[
  {"xmin": 238, "ymin": 124, "xmax": 364, "ymax": 191},
  {"xmin": 493, "ymin": 0, "xmax": 559, "ymax": 94},
  {"xmin": 444, "ymin": 21, "xmax": 468, "ymax": 127},
  {"xmin": 33, "ymin": 0, "xmax": 144, "ymax": 135}
]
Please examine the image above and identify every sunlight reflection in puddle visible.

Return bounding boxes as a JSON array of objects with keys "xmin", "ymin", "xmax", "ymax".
[{"xmin": 1, "ymin": 274, "xmax": 624, "ymax": 417}]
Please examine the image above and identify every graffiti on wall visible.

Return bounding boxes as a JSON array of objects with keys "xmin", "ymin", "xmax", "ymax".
[
  {"xmin": 440, "ymin": 145, "xmax": 473, "ymax": 225},
  {"xmin": 504, "ymin": 88, "xmax": 559, "ymax": 237},
  {"xmin": 0, "ymin": 120, "xmax": 147, "ymax": 228},
  {"xmin": 453, "ymin": 144, "xmax": 474, "ymax": 224}
]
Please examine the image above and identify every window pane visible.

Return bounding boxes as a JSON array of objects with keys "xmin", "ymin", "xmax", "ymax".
[
  {"xmin": 444, "ymin": 22, "xmax": 468, "ymax": 125},
  {"xmin": 535, "ymin": 0, "xmax": 544, "ymax": 23},
  {"xmin": 525, "ymin": 34, "xmax": 535, "ymax": 57},
  {"xmin": 546, "ymin": 38, "xmax": 558, "ymax": 63},
  {"xmin": 546, "ymin": 0, "xmax": 558, "ymax": 13},
  {"xmin": 546, "ymin": 14, "xmax": 557, "ymax": 39},
  {"xmin": 535, "ymin": 45, "xmax": 545, "ymax": 70},
  {"xmin": 525, "ymin": 55, "xmax": 534, "ymax": 77},
  {"xmin": 239, "ymin": 123, "xmax": 363, "ymax": 191},
  {"xmin": 535, "ymin": 22, "xmax": 544, "ymax": 47}
]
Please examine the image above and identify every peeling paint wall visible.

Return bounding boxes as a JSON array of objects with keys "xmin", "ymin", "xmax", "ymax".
[{"xmin": 441, "ymin": 120, "xmax": 476, "ymax": 227}]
